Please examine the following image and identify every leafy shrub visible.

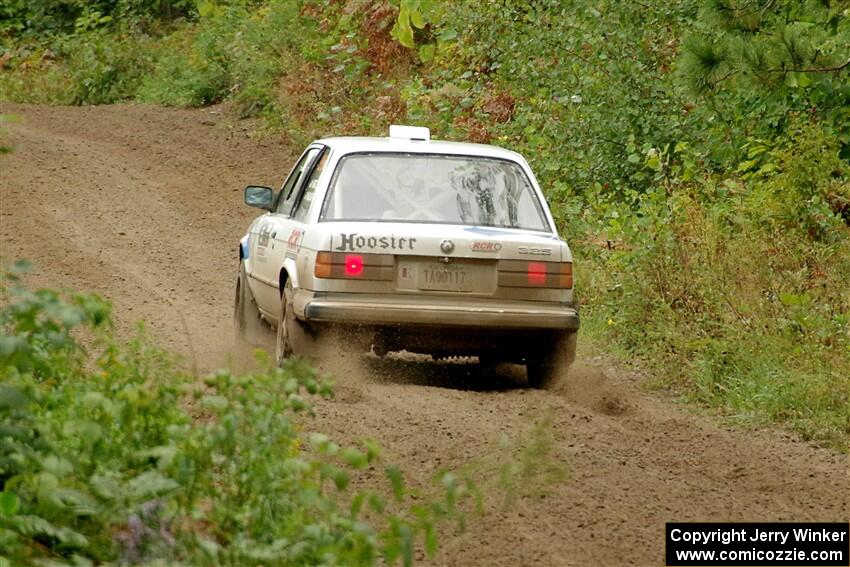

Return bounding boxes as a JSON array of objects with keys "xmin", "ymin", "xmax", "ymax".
[
  {"xmin": 0, "ymin": 264, "xmax": 475, "ymax": 565},
  {"xmin": 0, "ymin": 30, "xmax": 153, "ymax": 105},
  {"xmin": 584, "ymin": 124, "xmax": 850, "ymax": 450},
  {"xmin": 1, "ymin": 0, "xmax": 195, "ymax": 39},
  {"xmin": 678, "ymin": 0, "xmax": 850, "ymax": 161},
  {"xmin": 137, "ymin": 27, "xmax": 232, "ymax": 107},
  {"xmin": 138, "ymin": 0, "xmax": 307, "ymax": 115},
  {"xmin": 63, "ymin": 30, "xmax": 154, "ymax": 104},
  {"xmin": 393, "ymin": 0, "xmax": 698, "ymax": 197}
]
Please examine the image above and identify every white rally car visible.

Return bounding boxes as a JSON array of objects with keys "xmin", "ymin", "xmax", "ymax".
[{"xmin": 235, "ymin": 125, "xmax": 578, "ymax": 387}]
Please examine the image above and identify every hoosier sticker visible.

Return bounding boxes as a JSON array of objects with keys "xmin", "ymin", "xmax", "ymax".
[{"xmin": 335, "ymin": 233, "xmax": 417, "ymax": 252}]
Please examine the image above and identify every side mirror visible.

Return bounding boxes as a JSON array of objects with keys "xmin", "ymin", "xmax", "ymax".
[{"xmin": 244, "ymin": 185, "xmax": 274, "ymax": 210}]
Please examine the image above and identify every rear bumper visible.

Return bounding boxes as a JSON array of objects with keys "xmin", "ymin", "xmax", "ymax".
[{"xmin": 295, "ymin": 291, "xmax": 579, "ymax": 331}]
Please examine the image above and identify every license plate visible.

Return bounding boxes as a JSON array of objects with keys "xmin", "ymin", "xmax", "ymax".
[{"xmin": 420, "ymin": 264, "xmax": 470, "ymax": 291}]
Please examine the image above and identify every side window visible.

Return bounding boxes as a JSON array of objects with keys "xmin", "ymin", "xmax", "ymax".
[
  {"xmin": 275, "ymin": 148, "xmax": 320, "ymax": 215},
  {"xmin": 292, "ymin": 150, "xmax": 329, "ymax": 223}
]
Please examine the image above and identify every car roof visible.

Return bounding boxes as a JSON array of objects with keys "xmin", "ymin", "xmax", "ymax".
[{"xmin": 315, "ymin": 136, "xmax": 526, "ymax": 162}]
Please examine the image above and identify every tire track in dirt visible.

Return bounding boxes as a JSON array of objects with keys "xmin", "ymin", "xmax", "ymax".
[
  {"xmin": 1, "ymin": 103, "xmax": 847, "ymax": 567},
  {"xmin": 1, "ymin": 103, "xmax": 289, "ymax": 368}
]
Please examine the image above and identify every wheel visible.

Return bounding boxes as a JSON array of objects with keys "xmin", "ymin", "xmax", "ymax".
[
  {"xmin": 234, "ymin": 262, "xmax": 268, "ymax": 345},
  {"xmin": 477, "ymin": 353, "xmax": 502, "ymax": 377},
  {"xmin": 276, "ymin": 279, "xmax": 295, "ymax": 365},
  {"xmin": 371, "ymin": 342, "xmax": 389, "ymax": 358},
  {"xmin": 526, "ymin": 331, "xmax": 577, "ymax": 389},
  {"xmin": 276, "ymin": 278, "xmax": 315, "ymax": 366}
]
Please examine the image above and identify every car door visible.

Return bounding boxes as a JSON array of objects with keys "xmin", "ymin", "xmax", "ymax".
[
  {"xmin": 249, "ymin": 146, "xmax": 322, "ymax": 315},
  {"xmin": 274, "ymin": 146, "xmax": 329, "ymax": 297}
]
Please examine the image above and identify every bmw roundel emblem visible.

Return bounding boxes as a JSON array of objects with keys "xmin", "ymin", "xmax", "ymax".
[{"xmin": 440, "ymin": 239, "xmax": 455, "ymax": 254}]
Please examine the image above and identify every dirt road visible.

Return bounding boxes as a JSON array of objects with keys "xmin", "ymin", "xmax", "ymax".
[{"xmin": 1, "ymin": 104, "xmax": 847, "ymax": 566}]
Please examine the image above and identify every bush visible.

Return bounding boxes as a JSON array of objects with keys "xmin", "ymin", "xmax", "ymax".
[
  {"xmin": 0, "ymin": 31, "xmax": 152, "ymax": 105},
  {"xmin": 0, "ymin": 0, "xmax": 195, "ymax": 39},
  {"xmin": 136, "ymin": 27, "xmax": 232, "ymax": 107},
  {"xmin": 138, "ymin": 0, "xmax": 306, "ymax": 115},
  {"xmin": 63, "ymin": 30, "xmax": 154, "ymax": 104},
  {"xmin": 582, "ymin": 124, "xmax": 850, "ymax": 450},
  {"xmin": 0, "ymin": 264, "xmax": 475, "ymax": 565}
]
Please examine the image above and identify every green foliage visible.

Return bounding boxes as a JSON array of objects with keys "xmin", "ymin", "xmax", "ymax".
[
  {"xmin": 139, "ymin": 0, "xmax": 306, "ymax": 115},
  {"xmin": 583, "ymin": 122, "xmax": 850, "ymax": 449},
  {"xmin": 392, "ymin": 0, "xmax": 441, "ymax": 49},
  {"xmin": 398, "ymin": 0, "xmax": 699, "ymax": 196},
  {"xmin": 678, "ymin": 0, "xmax": 850, "ymax": 160},
  {"xmin": 0, "ymin": 0, "xmax": 196, "ymax": 38},
  {"xmin": 0, "ymin": 1, "xmax": 306, "ymax": 109},
  {"xmin": 0, "ymin": 30, "xmax": 154, "ymax": 105},
  {"xmin": 0, "ymin": 265, "xmax": 475, "ymax": 565},
  {"xmin": 749, "ymin": 119, "xmax": 850, "ymax": 239},
  {"xmin": 136, "ymin": 26, "xmax": 232, "ymax": 107},
  {"xmin": 62, "ymin": 31, "xmax": 154, "ymax": 104}
]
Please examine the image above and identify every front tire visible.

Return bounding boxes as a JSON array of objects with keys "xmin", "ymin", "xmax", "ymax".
[
  {"xmin": 526, "ymin": 331, "xmax": 577, "ymax": 389},
  {"xmin": 234, "ymin": 262, "xmax": 267, "ymax": 346},
  {"xmin": 276, "ymin": 280, "xmax": 294, "ymax": 365}
]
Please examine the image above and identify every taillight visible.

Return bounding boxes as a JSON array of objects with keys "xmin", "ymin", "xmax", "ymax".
[
  {"xmin": 314, "ymin": 252, "xmax": 393, "ymax": 280},
  {"xmin": 315, "ymin": 252, "xmax": 333, "ymax": 278},
  {"xmin": 559, "ymin": 262, "xmax": 573, "ymax": 289},
  {"xmin": 344, "ymin": 255, "xmax": 363, "ymax": 277},
  {"xmin": 527, "ymin": 262, "xmax": 547, "ymax": 286},
  {"xmin": 498, "ymin": 260, "xmax": 573, "ymax": 289}
]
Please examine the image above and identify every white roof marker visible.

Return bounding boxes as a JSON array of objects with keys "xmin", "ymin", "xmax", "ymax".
[{"xmin": 389, "ymin": 125, "xmax": 430, "ymax": 141}]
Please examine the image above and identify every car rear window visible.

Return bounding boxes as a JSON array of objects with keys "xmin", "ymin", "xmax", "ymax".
[{"xmin": 320, "ymin": 153, "xmax": 550, "ymax": 231}]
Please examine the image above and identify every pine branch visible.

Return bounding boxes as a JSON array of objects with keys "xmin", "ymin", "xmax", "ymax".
[
  {"xmin": 710, "ymin": 69, "xmax": 736, "ymax": 86},
  {"xmin": 731, "ymin": 0, "xmax": 777, "ymax": 18},
  {"xmin": 768, "ymin": 56, "xmax": 850, "ymax": 74}
]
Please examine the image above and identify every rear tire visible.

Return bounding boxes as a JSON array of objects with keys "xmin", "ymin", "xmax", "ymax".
[
  {"xmin": 234, "ymin": 262, "xmax": 267, "ymax": 346},
  {"xmin": 526, "ymin": 331, "xmax": 577, "ymax": 389},
  {"xmin": 478, "ymin": 353, "xmax": 501, "ymax": 374}
]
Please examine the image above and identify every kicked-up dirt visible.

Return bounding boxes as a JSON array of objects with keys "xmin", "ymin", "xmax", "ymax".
[{"xmin": 1, "ymin": 103, "xmax": 847, "ymax": 566}]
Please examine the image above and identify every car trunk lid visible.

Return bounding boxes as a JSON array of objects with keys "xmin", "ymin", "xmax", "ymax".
[{"xmin": 318, "ymin": 222, "xmax": 570, "ymax": 298}]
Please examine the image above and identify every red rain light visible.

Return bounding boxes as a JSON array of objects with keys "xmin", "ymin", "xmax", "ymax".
[
  {"xmin": 344, "ymin": 254, "xmax": 364, "ymax": 277},
  {"xmin": 527, "ymin": 262, "xmax": 547, "ymax": 286}
]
